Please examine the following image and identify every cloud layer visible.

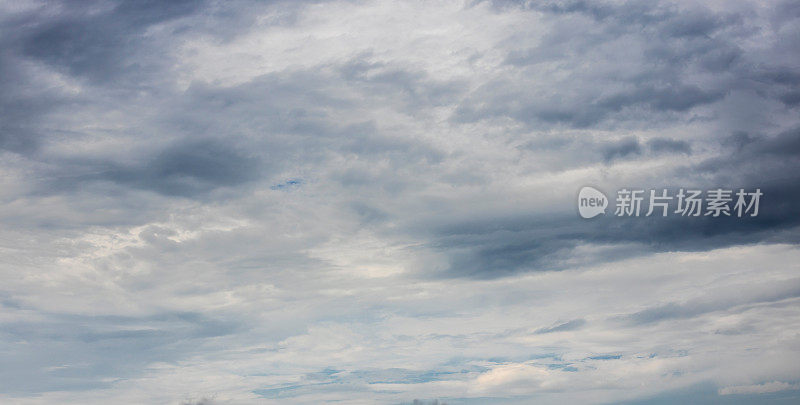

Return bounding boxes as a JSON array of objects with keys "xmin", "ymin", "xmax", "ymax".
[{"xmin": 0, "ymin": 0, "xmax": 799, "ymax": 403}]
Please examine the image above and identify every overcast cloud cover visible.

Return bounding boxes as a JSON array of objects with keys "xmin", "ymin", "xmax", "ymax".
[{"xmin": 1, "ymin": 0, "xmax": 800, "ymax": 403}]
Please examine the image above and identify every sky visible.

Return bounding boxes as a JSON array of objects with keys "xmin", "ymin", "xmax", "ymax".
[{"xmin": 1, "ymin": 0, "xmax": 799, "ymax": 404}]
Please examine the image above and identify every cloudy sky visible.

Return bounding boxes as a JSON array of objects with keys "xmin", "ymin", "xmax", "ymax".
[{"xmin": 1, "ymin": 0, "xmax": 799, "ymax": 403}]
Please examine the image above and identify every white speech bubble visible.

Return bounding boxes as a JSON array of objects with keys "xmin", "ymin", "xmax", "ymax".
[{"xmin": 578, "ymin": 186, "xmax": 608, "ymax": 218}]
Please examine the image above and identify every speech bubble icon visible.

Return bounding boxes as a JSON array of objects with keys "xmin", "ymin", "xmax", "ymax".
[{"xmin": 578, "ymin": 186, "xmax": 608, "ymax": 218}]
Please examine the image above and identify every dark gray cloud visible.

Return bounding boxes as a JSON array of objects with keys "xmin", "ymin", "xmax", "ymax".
[
  {"xmin": 437, "ymin": 207, "xmax": 799, "ymax": 278},
  {"xmin": 413, "ymin": 164, "xmax": 800, "ymax": 278},
  {"xmin": 602, "ymin": 137, "xmax": 642, "ymax": 162},
  {"xmin": 97, "ymin": 138, "xmax": 260, "ymax": 197},
  {"xmin": 647, "ymin": 137, "xmax": 691, "ymax": 155},
  {"xmin": 35, "ymin": 138, "xmax": 261, "ymax": 198},
  {"xmin": 408, "ymin": 0, "xmax": 800, "ymax": 278},
  {"xmin": 0, "ymin": 0, "xmax": 211, "ymax": 156},
  {"xmin": 0, "ymin": 43, "xmax": 61, "ymax": 153},
  {"xmin": 19, "ymin": 0, "xmax": 202, "ymax": 83},
  {"xmin": 457, "ymin": 0, "xmax": 779, "ymax": 132}
]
